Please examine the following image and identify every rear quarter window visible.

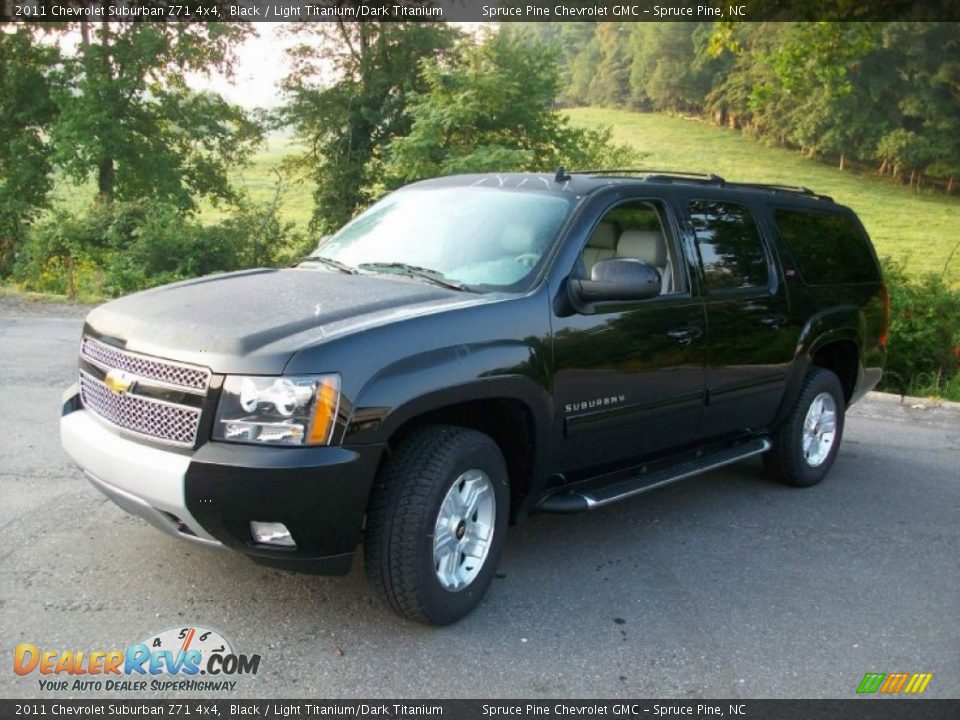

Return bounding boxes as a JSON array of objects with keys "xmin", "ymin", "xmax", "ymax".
[{"xmin": 774, "ymin": 208, "xmax": 879, "ymax": 285}]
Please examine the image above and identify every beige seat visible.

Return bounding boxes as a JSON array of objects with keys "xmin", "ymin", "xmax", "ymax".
[
  {"xmin": 581, "ymin": 221, "xmax": 619, "ymax": 276},
  {"xmin": 616, "ymin": 229, "xmax": 673, "ymax": 294}
]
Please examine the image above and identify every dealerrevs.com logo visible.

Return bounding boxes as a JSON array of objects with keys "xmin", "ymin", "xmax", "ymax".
[{"xmin": 14, "ymin": 626, "xmax": 261, "ymax": 693}]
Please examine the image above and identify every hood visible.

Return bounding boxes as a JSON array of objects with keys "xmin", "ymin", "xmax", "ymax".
[{"xmin": 84, "ymin": 268, "xmax": 482, "ymax": 374}]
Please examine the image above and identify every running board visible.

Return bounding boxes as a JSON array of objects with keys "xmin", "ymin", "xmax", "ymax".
[{"xmin": 538, "ymin": 437, "xmax": 772, "ymax": 514}]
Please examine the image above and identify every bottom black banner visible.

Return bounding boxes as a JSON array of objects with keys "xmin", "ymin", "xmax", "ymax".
[{"xmin": 1, "ymin": 700, "xmax": 958, "ymax": 720}]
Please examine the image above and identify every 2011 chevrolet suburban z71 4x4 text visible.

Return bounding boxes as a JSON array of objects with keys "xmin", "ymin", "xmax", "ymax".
[{"xmin": 61, "ymin": 170, "xmax": 887, "ymax": 624}]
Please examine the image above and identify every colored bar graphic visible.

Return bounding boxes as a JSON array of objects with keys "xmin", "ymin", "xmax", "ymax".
[
  {"xmin": 857, "ymin": 673, "xmax": 886, "ymax": 693},
  {"xmin": 904, "ymin": 673, "xmax": 933, "ymax": 694},
  {"xmin": 880, "ymin": 672, "xmax": 909, "ymax": 693},
  {"xmin": 857, "ymin": 672, "xmax": 932, "ymax": 694}
]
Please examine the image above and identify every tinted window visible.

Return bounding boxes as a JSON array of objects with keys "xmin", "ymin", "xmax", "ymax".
[
  {"xmin": 690, "ymin": 201, "xmax": 768, "ymax": 291},
  {"xmin": 774, "ymin": 209, "xmax": 879, "ymax": 285}
]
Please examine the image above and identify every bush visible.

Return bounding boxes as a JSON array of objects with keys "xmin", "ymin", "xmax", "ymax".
[
  {"xmin": 14, "ymin": 198, "xmax": 304, "ymax": 299},
  {"xmin": 14, "ymin": 206, "xmax": 114, "ymax": 299},
  {"xmin": 879, "ymin": 258, "xmax": 960, "ymax": 400},
  {"xmin": 218, "ymin": 197, "xmax": 307, "ymax": 269}
]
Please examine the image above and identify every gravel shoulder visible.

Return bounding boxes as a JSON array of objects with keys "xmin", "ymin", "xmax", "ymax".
[{"xmin": 0, "ymin": 294, "xmax": 99, "ymax": 319}]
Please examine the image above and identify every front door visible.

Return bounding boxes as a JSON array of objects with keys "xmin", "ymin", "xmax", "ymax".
[{"xmin": 551, "ymin": 197, "xmax": 707, "ymax": 478}]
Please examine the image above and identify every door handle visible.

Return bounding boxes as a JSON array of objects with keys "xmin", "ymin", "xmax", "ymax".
[
  {"xmin": 667, "ymin": 326, "xmax": 702, "ymax": 345},
  {"xmin": 760, "ymin": 314, "xmax": 787, "ymax": 329}
]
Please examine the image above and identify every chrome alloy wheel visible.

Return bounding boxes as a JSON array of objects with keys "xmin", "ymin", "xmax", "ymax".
[
  {"xmin": 802, "ymin": 391, "xmax": 838, "ymax": 467},
  {"xmin": 433, "ymin": 469, "xmax": 496, "ymax": 592}
]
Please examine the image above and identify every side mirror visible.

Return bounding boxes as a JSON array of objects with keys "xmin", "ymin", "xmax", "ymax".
[{"xmin": 572, "ymin": 258, "xmax": 661, "ymax": 303}]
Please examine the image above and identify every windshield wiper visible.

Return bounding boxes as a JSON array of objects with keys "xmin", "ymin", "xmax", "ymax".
[
  {"xmin": 356, "ymin": 262, "xmax": 467, "ymax": 291},
  {"xmin": 299, "ymin": 255, "xmax": 357, "ymax": 275}
]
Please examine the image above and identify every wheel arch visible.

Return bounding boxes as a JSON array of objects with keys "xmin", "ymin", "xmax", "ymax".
[
  {"xmin": 810, "ymin": 338, "xmax": 859, "ymax": 403},
  {"xmin": 351, "ymin": 376, "xmax": 553, "ymax": 524},
  {"xmin": 773, "ymin": 318, "xmax": 863, "ymax": 427},
  {"xmin": 387, "ymin": 396, "xmax": 542, "ymax": 523}
]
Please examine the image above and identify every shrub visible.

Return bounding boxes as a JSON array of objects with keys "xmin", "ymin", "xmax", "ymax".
[
  {"xmin": 879, "ymin": 258, "xmax": 960, "ymax": 400},
  {"xmin": 14, "ymin": 197, "xmax": 304, "ymax": 299},
  {"xmin": 14, "ymin": 207, "xmax": 112, "ymax": 299},
  {"xmin": 217, "ymin": 196, "xmax": 306, "ymax": 269}
]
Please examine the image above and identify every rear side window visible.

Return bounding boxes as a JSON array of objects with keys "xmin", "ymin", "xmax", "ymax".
[
  {"xmin": 689, "ymin": 200, "xmax": 769, "ymax": 291},
  {"xmin": 774, "ymin": 209, "xmax": 879, "ymax": 285}
]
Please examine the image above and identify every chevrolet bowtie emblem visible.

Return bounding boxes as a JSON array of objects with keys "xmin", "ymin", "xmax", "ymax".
[{"xmin": 104, "ymin": 369, "xmax": 136, "ymax": 395}]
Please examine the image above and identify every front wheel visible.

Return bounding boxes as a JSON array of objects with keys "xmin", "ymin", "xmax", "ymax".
[
  {"xmin": 765, "ymin": 367, "xmax": 846, "ymax": 487},
  {"xmin": 364, "ymin": 425, "xmax": 509, "ymax": 625}
]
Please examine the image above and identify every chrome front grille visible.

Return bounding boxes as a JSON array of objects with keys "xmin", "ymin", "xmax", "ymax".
[
  {"xmin": 78, "ymin": 337, "xmax": 210, "ymax": 447},
  {"xmin": 81, "ymin": 336, "xmax": 210, "ymax": 391}
]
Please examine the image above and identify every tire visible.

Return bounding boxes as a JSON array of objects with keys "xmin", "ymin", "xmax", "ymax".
[
  {"xmin": 364, "ymin": 425, "xmax": 509, "ymax": 625},
  {"xmin": 765, "ymin": 367, "xmax": 846, "ymax": 488}
]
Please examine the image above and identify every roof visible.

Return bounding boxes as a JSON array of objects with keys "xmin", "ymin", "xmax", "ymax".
[{"xmin": 408, "ymin": 170, "xmax": 837, "ymax": 205}]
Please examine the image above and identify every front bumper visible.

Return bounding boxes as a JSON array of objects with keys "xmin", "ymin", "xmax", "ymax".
[{"xmin": 61, "ymin": 386, "xmax": 384, "ymax": 575}]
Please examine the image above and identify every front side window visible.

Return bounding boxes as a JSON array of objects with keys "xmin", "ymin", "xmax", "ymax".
[
  {"xmin": 577, "ymin": 199, "xmax": 684, "ymax": 294},
  {"xmin": 690, "ymin": 200, "xmax": 769, "ymax": 291},
  {"xmin": 309, "ymin": 187, "xmax": 576, "ymax": 291}
]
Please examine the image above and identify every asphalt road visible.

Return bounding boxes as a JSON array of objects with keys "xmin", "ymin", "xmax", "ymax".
[{"xmin": 1, "ymin": 299, "xmax": 958, "ymax": 700}]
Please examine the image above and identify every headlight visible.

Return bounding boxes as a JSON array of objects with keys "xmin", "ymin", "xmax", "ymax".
[{"xmin": 213, "ymin": 374, "xmax": 341, "ymax": 446}]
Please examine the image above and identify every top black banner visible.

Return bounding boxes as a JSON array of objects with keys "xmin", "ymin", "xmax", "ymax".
[{"xmin": 3, "ymin": 0, "xmax": 960, "ymax": 23}]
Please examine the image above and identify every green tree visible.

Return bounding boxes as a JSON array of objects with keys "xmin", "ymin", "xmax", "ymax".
[
  {"xmin": 281, "ymin": 13, "xmax": 458, "ymax": 232},
  {"xmin": 0, "ymin": 28, "xmax": 59, "ymax": 273},
  {"xmin": 878, "ymin": 22, "xmax": 960, "ymax": 189},
  {"xmin": 589, "ymin": 23, "xmax": 631, "ymax": 107},
  {"xmin": 567, "ymin": 34, "xmax": 603, "ymax": 106},
  {"xmin": 384, "ymin": 33, "xmax": 638, "ymax": 183},
  {"xmin": 48, "ymin": 13, "xmax": 261, "ymax": 208},
  {"xmin": 628, "ymin": 23, "xmax": 724, "ymax": 113},
  {"xmin": 504, "ymin": 21, "xmax": 596, "ymax": 106},
  {"xmin": 876, "ymin": 129, "xmax": 935, "ymax": 185},
  {"xmin": 770, "ymin": 23, "xmax": 883, "ymax": 169}
]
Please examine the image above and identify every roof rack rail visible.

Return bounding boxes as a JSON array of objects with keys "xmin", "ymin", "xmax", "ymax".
[
  {"xmin": 570, "ymin": 169, "xmax": 833, "ymax": 201},
  {"xmin": 724, "ymin": 181, "xmax": 833, "ymax": 201},
  {"xmin": 572, "ymin": 169, "xmax": 726, "ymax": 183}
]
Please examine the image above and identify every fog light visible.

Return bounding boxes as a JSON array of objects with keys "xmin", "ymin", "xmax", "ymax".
[{"xmin": 250, "ymin": 521, "xmax": 296, "ymax": 548}]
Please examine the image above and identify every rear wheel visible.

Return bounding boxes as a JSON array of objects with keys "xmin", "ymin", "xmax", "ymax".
[
  {"xmin": 765, "ymin": 367, "xmax": 846, "ymax": 487},
  {"xmin": 364, "ymin": 425, "xmax": 509, "ymax": 625}
]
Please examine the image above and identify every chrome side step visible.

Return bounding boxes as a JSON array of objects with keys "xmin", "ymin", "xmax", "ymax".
[{"xmin": 538, "ymin": 437, "xmax": 772, "ymax": 514}]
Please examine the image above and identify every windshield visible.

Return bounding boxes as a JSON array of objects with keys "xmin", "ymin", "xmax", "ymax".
[{"xmin": 308, "ymin": 186, "xmax": 576, "ymax": 290}]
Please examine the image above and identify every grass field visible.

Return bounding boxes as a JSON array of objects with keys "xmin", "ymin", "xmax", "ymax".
[
  {"xmin": 566, "ymin": 108, "xmax": 960, "ymax": 285},
  {"xmin": 49, "ymin": 137, "xmax": 317, "ymax": 234},
  {"xmin": 199, "ymin": 137, "xmax": 314, "ymax": 229},
  {"xmin": 48, "ymin": 109, "xmax": 960, "ymax": 284}
]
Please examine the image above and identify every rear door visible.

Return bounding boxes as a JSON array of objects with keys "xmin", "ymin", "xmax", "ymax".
[{"xmin": 681, "ymin": 196, "xmax": 795, "ymax": 438}]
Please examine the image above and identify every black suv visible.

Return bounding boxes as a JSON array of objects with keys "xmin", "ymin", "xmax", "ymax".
[{"xmin": 60, "ymin": 170, "xmax": 887, "ymax": 624}]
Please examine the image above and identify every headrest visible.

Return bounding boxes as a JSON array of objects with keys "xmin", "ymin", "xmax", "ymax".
[
  {"xmin": 587, "ymin": 221, "xmax": 618, "ymax": 250},
  {"xmin": 500, "ymin": 224, "xmax": 538, "ymax": 254},
  {"xmin": 617, "ymin": 229, "xmax": 666, "ymax": 267}
]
